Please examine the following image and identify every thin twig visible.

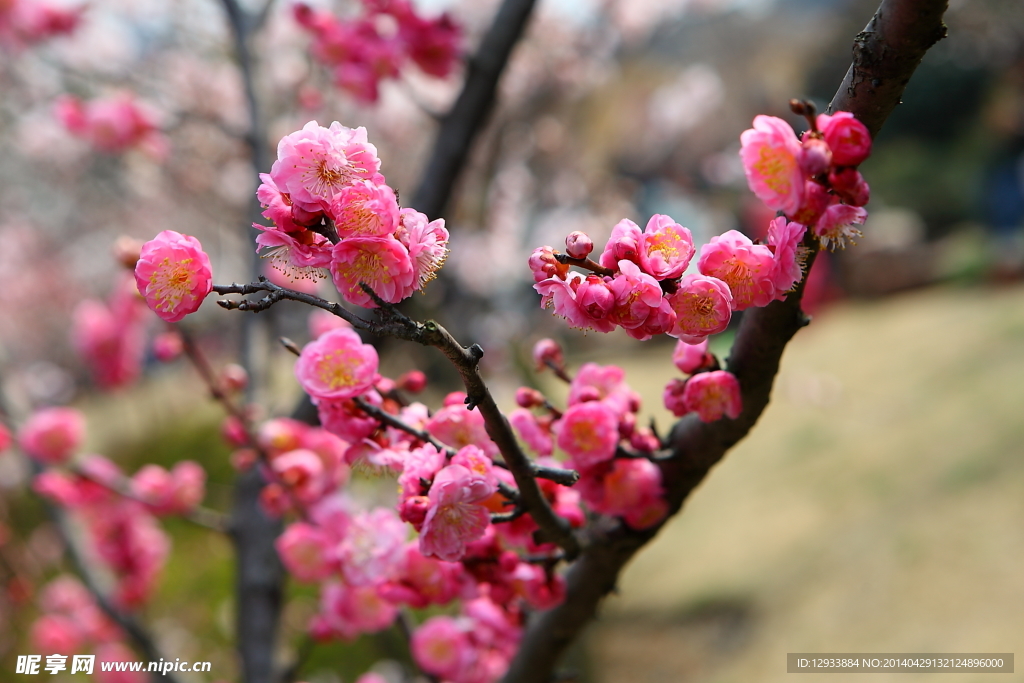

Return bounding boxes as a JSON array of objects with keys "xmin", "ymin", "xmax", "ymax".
[{"xmin": 352, "ymin": 396, "xmax": 452, "ymax": 455}]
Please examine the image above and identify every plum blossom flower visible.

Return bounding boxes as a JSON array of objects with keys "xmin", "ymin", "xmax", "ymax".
[
  {"xmin": 667, "ymin": 274, "xmax": 733, "ymax": 343},
  {"xmin": 556, "ymin": 401, "xmax": 620, "ymax": 468},
  {"xmin": 134, "ymin": 231, "xmax": 213, "ymax": 323},
  {"xmin": 276, "ymin": 522, "xmax": 335, "ymax": 582},
  {"xmin": 814, "ymin": 203, "xmax": 867, "ymax": 251},
  {"xmin": 330, "ymin": 180, "xmax": 399, "ymax": 238},
  {"xmin": 817, "ymin": 111, "xmax": 872, "ymax": 167},
  {"xmin": 534, "ymin": 272, "xmax": 617, "ymax": 333},
  {"xmin": 637, "ymin": 214, "xmax": 695, "ymax": 280},
  {"xmin": 19, "ymin": 407, "xmax": 85, "ymax": 465},
  {"xmin": 395, "ymin": 208, "xmax": 449, "ymax": 289},
  {"xmin": 419, "ymin": 464, "xmax": 494, "ymax": 562},
  {"xmin": 682, "ymin": 371, "xmax": 742, "ymax": 422},
  {"xmin": 330, "ymin": 236, "xmax": 416, "ymax": 307},
  {"xmin": 672, "ymin": 339, "xmax": 714, "ymax": 374},
  {"xmin": 130, "ymin": 461, "xmax": 205, "ymax": 516},
  {"xmin": 766, "ymin": 216, "xmax": 808, "ymax": 296},
  {"xmin": 271, "ymin": 121, "xmax": 381, "ymax": 213},
  {"xmin": 295, "ymin": 327, "xmax": 379, "ymax": 401},
  {"xmin": 606, "ymin": 260, "xmax": 664, "ymax": 330},
  {"xmin": 426, "ymin": 403, "xmax": 498, "ymax": 458},
  {"xmin": 740, "ymin": 115, "xmax": 805, "ymax": 216},
  {"xmin": 697, "ymin": 230, "xmax": 776, "ymax": 310},
  {"xmin": 598, "ymin": 218, "xmax": 643, "ymax": 270},
  {"xmin": 411, "ymin": 615, "xmax": 473, "ymax": 681},
  {"xmin": 336, "ymin": 507, "xmax": 407, "ymax": 586}
]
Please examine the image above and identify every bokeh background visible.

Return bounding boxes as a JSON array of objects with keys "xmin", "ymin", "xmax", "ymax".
[{"xmin": 2, "ymin": 0, "xmax": 1023, "ymax": 681}]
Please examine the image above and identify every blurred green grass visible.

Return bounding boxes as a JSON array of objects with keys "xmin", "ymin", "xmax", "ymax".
[{"xmin": 583, "ymin": 282, "xmax": 1024, "ymax": 683}]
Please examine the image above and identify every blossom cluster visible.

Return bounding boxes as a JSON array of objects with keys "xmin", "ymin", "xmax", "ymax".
[
  {"xmin": 662, "ymin": 339, "xmax": 743, "ymax": 423},
  {"xmin": 0, "ymin": 0, "xmax": 82, "ymax": 48},
  {"xmin": 530, "ymin": 214, "xmax": 805, "ymax": 341},
  {"xmin": 530, "ymin": 109, "xmax": 873, "ymax": 342},
  {"xmin": 741, "ymin": 110, "xmax": 872, "ymax": 250},
  {"xmin": 294, "ymin": 0, "xmax": 460, "ymax": 103},
  {"xmin": 28, "ymin": 575, "xmax": 148, "ymax": 683},
  {"xmin": 72, "ymin": 274, "xmax": 148, "ymax": 389},
  {"xmin": 55, "ymin": 94, "xmax": 168, "ymax": 158},
  {"xmin": 229, "ymin": 316, "xmax": 668, "ymax": 680},
  {"xmin": 24, "ymin": 408, "xmax": 206, "ymax": 608},
  {"xmin": 255, "ymin": 120, "xmax": 449, "ymax": 307}
]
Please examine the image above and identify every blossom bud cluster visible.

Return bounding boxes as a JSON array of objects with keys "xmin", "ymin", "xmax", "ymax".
[
  {"xmin": 741, "ymin": 111, "xmax": 873, "ymax": 250},
  {"xmin": 55, "ymin": 94, "xmax": 168, "ymax": 158},
  {"xmin": 519, "ymin": 353, "xmax": 668, "ymax": 530},
  {"xmin": 531, "ymin": 214, "xmax": 805, "ymax": 342},
  {"xmin": 0, "ymin": 0, "xmax": 82, "ymax": 48},
  {"xmin": 27, "ymin": 574, "xmax": 144, "ymax": 681},
  {"xmin": 26, "ymin": 408, "xmax": 206, "ymax": 608},
  {"xmin": 294, "ymin": 0, "xmax": 460, "ymax": 103},
  {"xmin": 255, "ymin": 121, "xmax": 448, "ymax": 308},
  {"xmin": 663, "ymin": 339, "xmax": 743, "ymax": 423}
]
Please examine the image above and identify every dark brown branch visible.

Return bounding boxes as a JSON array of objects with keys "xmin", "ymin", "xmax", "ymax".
[
  {"xmin": 352, "ymin": 396, "xmax": 452, "ymax": 455},
  {"xmin": 410, "ymin": 0, "xmax": 539, "ymax": 218},
  {"xmin": 500, "ymin": 2, "xmax": 949, "ymax": 681},
  {"xmin": 217, "ymin": 279, "xmax": 581, "ymax": 559},
  {"xmin": 827, "ymin": 0, "xmax": 949, "ymax": 132}
]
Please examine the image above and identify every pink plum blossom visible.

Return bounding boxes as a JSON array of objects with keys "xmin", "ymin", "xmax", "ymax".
[
  {"xmin": 378, "ymin": 542, "xmax": 469, "ymax": 608},
  {"xmin": 411, "ymin": 615, "xmax": 473, "ymax": 681},
  {"xmin": 556, "ymin": 401, "xmax": 619, "ymax": 468},
  {"xmin": 528, "ymin": 245, "xmax": 568, "ymax": 283},
  {"xmin": 534, "ymin": 272, "xmax": 617, "ymax": 333},
  {"xmin": 313, "ymin": 582, "xmax": 397, "ymax": 640},
  {"xmin": 598, "ymin": 218, "xmax": 643, "ymax": 270},
  {"xmin": 130, "ymin": 461, "xmax": 205, "ymax": 515},
  {"xmin": 697, "ymin": 230, "xmax": 776, "ymax": 310},
  {"xmin": 509, "ymin": 408, "xmax": 553, "ymax": 457},
  {"xmin": 330, "ymin": 180, "xmax": 399, "ymax": 238},
  {"xmin": 337, "ymin": 507, "xmax": 407, "ymax": 586},
  {"xmin": 766, "ymin": 216, "xmax": 807, "ymax": 296},
  {"xmin": 817, "ymin": 111, "xmax": 872, "ymax": 167},
  {"xmin": 672, "ymin": 339, "xmax": 714, "ymax": 374},
  {"xmin": 814, "ymin": 203, "xmax": 867, "ymax": 251},
  {"xmin": 270, "ymin": 449, "xmax": 325, "ymax": 503},
  {"xmin": 295, "ymin": 327, "xmax": 379, "ymax": 401},
  {"xmin": 395, "ymin": 208, "xmax": 449, "ymax": 289},
  {"xmin": 637, "ymin": 214, "xmax": 695, "ymax": 280},
  {"xmin": 276, "ymin": 522, "xmax": 335, "ymax": 582},
  {"xmin": 330, "ymin": 236, "xmax": 416, "ymax": 307},
  {"xmin": 399, "ymin": 9, "xmax": 461, "ymax": 78},
  {"xmin": 666, "ymin": 273, "xmax": 733, "ymax": 343},
  {"xmin": 419, "ymin": 464, "xmax": 495, "ymax": 562},
  {"xmin": 829, "ymin": 166, "xmax": 871, "ymax": 207},
  {"xmin": 567, "ymin": 362, "xmax": 639, "ymax": 417},
  {"xmin": 426, "ymin": 402, "xmax": 498, "ymax": 457},
  {"xmin": 19, "ymin": 407, "xmax": 85, "ymax": 465},
  {"xmin": 271, "ymin": 121, "xmax": 381, "ymax": 213},
  {"xmin": 134, "ymin": 231, "xmax": 213, "ymax": 323},
  {"xmin": 55, "ymin": 94, "xmax": 166, "ymax": 157},
  {"xmin": 682, "ymin": 371, "xmax": 743, "ymax": 422},
  {"xmin": 72, "ymin": 275, "xmax": 147, "ymax": 389},
  {"xmin": 740, "ymin": 115, "xmax": 805, "ymax": 216},
  {"xmin": 798, "ymin": 136, "xmax": 832, "ymax": 176},
  {"xmin": 606, "ymin": 260, "xmax": 664, "ymax": 330}
]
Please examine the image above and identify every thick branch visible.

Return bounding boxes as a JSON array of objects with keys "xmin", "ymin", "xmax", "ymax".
[
  {"xmin": 410, "ymin": 0, "xmax": 538, "ymax": 218},
  {"xmin": 501, "ymin": 2, "xmax": 948, "ymax": 681},
  {"xmin": 217, "ymin": 280, "xmax": 581, "ymax": 558},
  {"xmin": 827, "ymin": 0, "xmax": 949, "ymax": 134}
]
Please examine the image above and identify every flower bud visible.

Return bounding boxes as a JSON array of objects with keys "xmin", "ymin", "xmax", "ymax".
[
  {"xmin": 528, "ymin": 246, "xmax": 568, "ymax": 283},
  {"xmin": 220, "ymin": 364, "xmax": 248, "ymax": 393},
  {"xmin": 565, "ymin": 231, "xmax": 594, "ymax": 259},
  {"xmin": 799, "ymin": 137, "xmax": 832, "ymax": 176},
  {"xmin": 152, "ymin": 332, "xmax": 183, "ymax": 362},
  {"xmin": 532, "ymin": 338, "xmax": 565, "ymax": 372},
  {"xmin": 397, "ymin": 370, "xmax": 427, "ymax": 393},
  {"xmin": 112, "ymin": 236, "xmax": 143, "ymax": 269},
  {"xmin": 515, "ymin": 387, "xmax": 545, "ymax": 408}
]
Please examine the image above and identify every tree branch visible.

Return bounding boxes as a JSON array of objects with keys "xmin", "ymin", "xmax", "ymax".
[
  {"xmin": 500, "ymin": 2, "xmax": 949, "ymax": 681},
  {"xmin": 410, "ymin": 0, "xmax": 539, "ymax": 218}
]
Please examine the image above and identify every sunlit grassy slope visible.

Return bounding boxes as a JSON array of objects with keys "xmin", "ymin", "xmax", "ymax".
[{"xmin": 581, "ymin": 282, "xmax": 1024, "ymax": 683}]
